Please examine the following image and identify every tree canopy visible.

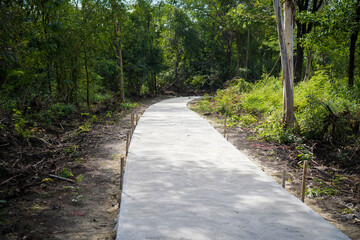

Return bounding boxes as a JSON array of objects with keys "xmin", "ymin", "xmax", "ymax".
[{"xmin": 0, "ymin": 0, "xmax": 359, "ymax": 111}]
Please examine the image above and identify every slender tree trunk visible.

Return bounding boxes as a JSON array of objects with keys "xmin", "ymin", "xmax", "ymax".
[
  {"xmin": 348, "ymin": 0, "xmax": 360, "ymax": 87},
  {"xmin": 154, "ymin": 75, "xmax": 157, "ymax": 94},
  {"xmin": 274, "ymin": 0, "xmax": 295, "ymax": 127},
  {"xmin": 284, "ymin": 1, "xmax": 294, "ymax": 86},
  {"xmin": 226, "ymin": 33, "xmax": 234, "ymax": 80},
  {"xmin": 304, "ymin": 50, "xmax": 312, "ymax": 81},
  {"xmin": 245, "ymin": 29, "xmax": 250, "ymax": 81},
  {"xmin": 84, "ymin": 48, "xmax": 90, "ymax": 110},
  {"xmin": 294, "ymin": 39, "xmax": 304, "ymax": 83},
  {"xmin": 174, "ymin": 45, "xmax": 180, "ymax": 87},
  {"xmin": 113, "ymin": 20, "xmax": 125, "ymax": 102},
  {"xmin": 47, "ymin": 62, "xmax": 51, "ymax": 94},
  {"xmin": 70, "ymin": 51, "xmax": 79, "ymax": 103},
  {"xmin": 236, "ymin": 34, "xmax": 241, "ymax": 77},
  {"xmin": 55, "ymin": 61, "xmax": 62, "ymax": 99},
  {"xmin": 111, "ymin": 0, "xmax": 125, "ymax": 102},
  {"xmin": 294, "ymin": 0, "xmax": 322, "ymax": 83}
]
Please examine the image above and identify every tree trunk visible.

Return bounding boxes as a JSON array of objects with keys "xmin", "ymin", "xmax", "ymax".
[
  {"xmin": 284, "ymin": 0, "xmax": 294, "ymax": 86},
  {"xmin": 55, "ymin": 61, "xmax": 62, "ymax": 99},
  {"xmin": 245, "ymin": 29, "xmax": 250, "ymax": 81},
  {"xmin": 111, "ymin": 0, "xmax": 125, "ymax": 103},
  {"xmin": 294, "ymin": 39, "xmax": 304, "ymax": 83},
  {"xmin": 84, "ymin": 48, "xmax": 90, "ymax": 110},
  {"xmin": 304, "ymin": 50, "xmax": 312, "ymax": 81},
  {"xmin": 348, "ymin": 0, "xmax": 360, "ymax": 87},
  {"xmin": 226, "ymin": 32, "xmax": 234, "ymax": 80},
  {"xmin": 175, "ymin": 45, "xmax": 181, "ymax": 88},
  {"xmin": 294, "ymin": 0, "xmax": 322, "ymax": 83},
  {"xmin": 236, "ymin": 33, "xmax": 241, "ymax": 77},
  {"xmin": 70, "ymin": 52, "xmax": 79, "ymax": 103},
  {"xmin": 274, "ymin": 0, "xmax": 295, "ymax": 127},
  {"xmin": 113, "ymin": 20, "xmax": 125, "ymax": 102}
]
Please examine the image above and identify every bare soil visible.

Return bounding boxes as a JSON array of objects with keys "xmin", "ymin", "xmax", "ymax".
[
  {"xmin": 188, "ymin": 100, "xmax": 360, "ymax": 240},
  {"xmin": 0, "ymin": 97, "xmax": 167, "ymax": 240}
]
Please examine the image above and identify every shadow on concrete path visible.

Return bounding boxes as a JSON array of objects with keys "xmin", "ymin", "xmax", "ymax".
[{"xmin": 116, "ymin": 97, "xmax": 350, "ymax": 240}]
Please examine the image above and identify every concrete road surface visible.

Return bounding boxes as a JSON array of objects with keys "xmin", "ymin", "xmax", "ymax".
[{"xmin": 116, "ymin": 97, "xmax": 349, "ymax": 240}]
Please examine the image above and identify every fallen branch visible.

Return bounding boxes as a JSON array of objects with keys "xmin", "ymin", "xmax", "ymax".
[
  {"xmin": 49, "ymin": 174, "xmax": 75, "ymax": 183},
  {"xmin": 0, "ymin": 174, "xmax": 21, "ymax": 186}
]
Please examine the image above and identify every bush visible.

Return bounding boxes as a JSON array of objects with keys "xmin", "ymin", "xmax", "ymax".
[
  {"xmin": 205, "ymin": 71, "xmax": 360, "ymax": 144},
  {"xmin": 35, "ymin": 103, "xmax": 77, "ymax": 124}
]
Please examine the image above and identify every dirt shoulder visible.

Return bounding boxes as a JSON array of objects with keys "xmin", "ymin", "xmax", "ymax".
[
  {"xmin": 188, "ymin": 100, "xmax": 360, "ymax": 240},
  {"xmin": 0, "ymin": 97, "xmax": 167, "ymax": 240}
]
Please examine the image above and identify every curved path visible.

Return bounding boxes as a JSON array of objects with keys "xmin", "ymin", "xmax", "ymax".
[{"xmin": 116, "ymin": 97, "xmax": 349, "ymax": 240}]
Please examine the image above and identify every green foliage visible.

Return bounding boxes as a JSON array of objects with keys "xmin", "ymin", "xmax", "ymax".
[
  {"xmin": 60, "ymin": 168, "xmax": 73, "ymax": 178},
  {"xmin": 64, "ymin": 145, "xmax": 78, "ymax": 157},
  {"xmin": 12, "ymin": 109, "xmax": 31, "ymax": 139},
  {"xmin": 91, "ymin": 115, "xmax": 98, "ymax": 123},
  {"xmin": 76, "ymin": 174, "xmax": 84, "ymax": 182},
  {"xmin": 295, "ymin": 72, "xmax": 360, "ymax": 143},
  {"xmin": 77, "ymin": 122, "xmax": 91, "ymax": 135},
  {"xmin": 238, "ymin": 114, "xmax": 258, "ymax": 127},
  {"xmin": 296, "ymin": 145, "xmax": 313, "ymax": 162},
  {"xmin": 197, "ymin": 94, "xmax": 214, "ymax": 113},
  {"xmin": 306, "ymin": 178, "xmax": 340, "ymax": 198},
  {"xmin": 35, "ymin": 103, "xmax": 77, "ymax": 124},
  {"xmin": 50, "ymin": 103, "xmax": 76, "ymax": 117},
  {"xmin": 121, "ymin": 101, "xmax": 139, "ymax": 110},
  {"xmin": 205, "ymin": 71, "xmax": 360, "ymax": 144},
  {"xmin": 64, "ymin": 185, "xmax": 83, "ymax": 204}
]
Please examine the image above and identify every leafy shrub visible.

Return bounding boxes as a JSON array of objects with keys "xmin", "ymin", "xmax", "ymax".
[
  {"xmin": 197, "ymin": 94, "xmax": 214, "ymax": 112},
  {"xmin": 187, "ymin": 69, "xmax": 221, "ymax": 91},
  {"xmin": 49, "ymin": 103, "xmax": 76, "ymax": 117},
  {"xmin": 121, "ymin": 101, "xmax": 139, "ymax": 110},
  {"xmin": 12, "ymin": 109, "xmax": 31, "ymax": 139},
  {"xmin": 198, "ymin": 71, "xmax": 360, "ymax": 144},
  {"xmin": 34, "ymin": 103, "xmax": 77, "ymax": 124}
]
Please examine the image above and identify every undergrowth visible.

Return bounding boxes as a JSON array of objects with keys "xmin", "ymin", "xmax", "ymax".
[{"xmin": 200, "ymin": 72, "xmax": 360, "ymax": 145}]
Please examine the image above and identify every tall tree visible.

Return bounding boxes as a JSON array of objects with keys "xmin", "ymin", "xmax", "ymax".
[
  {"xmin": 348, "ymin": 0, "xmax": 360, "ymax": 87},
  {"xmin": 274, "ymin": 0, "xmax": 295, "ymax": 127},
  {"xmin": 111, "ymin": 0, "xmax": 125, "ymax": 102},
  {"xmin": 294, "ymin": 0, "xmax": 323, "ymax": 83}
]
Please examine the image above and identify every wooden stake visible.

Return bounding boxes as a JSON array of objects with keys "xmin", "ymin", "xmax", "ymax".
[
  {"xmin": 301, "ymin": 161, "xmax": 308, "ymax": 202},
  {"xmin": 131, "ymin": 113, "xmax": 134, "ymax": 135},
  {"xmin": 282, "ymin": 169, "xmax": 286, "ymax": 188},
  {"xmin": 126, "ymin": 132, "xmax": 130, "ymax": 157},
  {"xmin": 120, "ymin": 157, "xmax": 124, "ymax": 191},
  {"xmin": 136, "ymin": 114, "xmax": 139, "ymax": 126},
  {"xmin": 224, "ymin": 116, "xmax": 227, "ymax": 137}
]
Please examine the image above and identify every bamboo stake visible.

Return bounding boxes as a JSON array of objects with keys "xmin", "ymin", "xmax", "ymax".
[
  {"xmin": 120, "ymin": 157, "xmax": 124, "ymax": 191},
  {"xmin": 301, "ymin": 161, "xmax": 308, "ymax": 202},
  {"xmin": 282, "ymin": 169, "xmax": 286, "ymax": 188},
  {"xmin": 126, "ymin": 132, "xmax": 130, "ymax": 157},
  {"xmin": 223, "ymin": 116, "xmax": 227, "ymax": 137}
]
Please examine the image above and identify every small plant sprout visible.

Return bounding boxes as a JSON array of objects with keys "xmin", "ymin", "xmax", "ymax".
[
  {"xmin": 60, "ymin": 168, "xmax": 73, "ymax": 178},
  {"xmin": 76, "ymin": 174, "xmax": 84, "ymax": 182}
]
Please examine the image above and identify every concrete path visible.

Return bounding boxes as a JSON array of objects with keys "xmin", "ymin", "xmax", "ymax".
[{"xmin": 116, "ymin": 97, "xmax": 349, "ymax": 240}]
